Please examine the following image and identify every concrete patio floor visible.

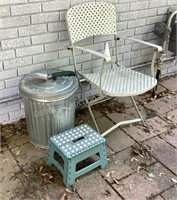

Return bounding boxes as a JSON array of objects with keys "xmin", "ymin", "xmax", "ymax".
[{"xmin": 1, "ymin": 74, "xmax": 177, "ymax": 200}]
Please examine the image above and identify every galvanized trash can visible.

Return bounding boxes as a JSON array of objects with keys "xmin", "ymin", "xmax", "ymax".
[{"xmin": 19, "ymin": 73, "xmax": 78, "ymax": 149}]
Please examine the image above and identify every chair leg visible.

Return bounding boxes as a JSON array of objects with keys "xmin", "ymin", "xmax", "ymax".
[
  {"xmin": 87, "ymin": 104, "xmax": 100, "ymax": 133},
  {"xmin": 131, "ymin": 96, "xmax": 146, "ymax": 126},
  {"xmin": 76, "ymin": 75, "xmax": 100, "ymax": 133}
]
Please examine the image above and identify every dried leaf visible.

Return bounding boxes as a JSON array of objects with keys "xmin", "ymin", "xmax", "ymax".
[
  {"xmin": 166, "ymin": 115, "xmax": 172, "ymax": 121},
  {"xmin": 41, "ymin": 173, "xmax": 48, "ymax": 177},
  {"xmin": 106, "ymin": 170, "xmax": 115, "ymax": 178},
  {"xmin": 131, "ymin": 157, "xmax": 139, "ymax": 162},
  {"xmin": 169, "ymin": 91, "xmax": 176, "ymax": 95},
  {"xmin": 147, "ymin": 172, "xmax": 155, "ymax": 178},
  {"xmin": 143, "ymin": 127, "xmax": 150, "ymax": 133},
  {"xmin": 5, "ymin": 134, "xmax": 13, "ymax": 139},
  {"xmin": 150, "ymin": 95, "xmax": 157, "ymax": 100},
  {"xmin": 60, "ymin": 193, "xmax": 67, "ymax": 200},
  {"xmin": 65, "ymin": 188, "xmax": 74, "ymax": 194},
  {"xmin": 23, "ymin": 173, "xmax": 28, "ymax": 177},
  {"xmin": 104, "ymin": 189, "xmax": 111, "ymax": 196},
  {"xmin": 48, "ymin": 174, "xmax": 53, "ymax": 179},
  {"xmin": 159, "ymin": 172, "xmax": 165, "ymax": 177},
  {"xmin": 171, "ymin": 178, "xmax": 177, "ymax": 183},
  {"xmin": 146, "ymin": 177, "xmax": 153, "ymax": 181},
  {"xmin": 0, "ymin": 176, "xmax": 5, "ymax": 183},
  {"xmin": 113, "ymin": 178, "xmax": 119, "ymax": 185},
  {"xmin": 22, "ymin": 135, "xmax": 26, "ymax": 138},
  {"xmin": 16, "ymin": 150, "xmax": 20, "ymax": 156},
  {"xmin": 39, "ymin": 166, "xmax": 43, "ymax": 172},
  {"xmin": 3, "ymin": 159, "xmax": 9, "ymax": 163}
]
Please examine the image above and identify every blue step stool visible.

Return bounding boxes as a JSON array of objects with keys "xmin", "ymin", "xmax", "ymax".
[{"xmin": 47, "ymin": 124, "xmax": 107, "ymax": 187}]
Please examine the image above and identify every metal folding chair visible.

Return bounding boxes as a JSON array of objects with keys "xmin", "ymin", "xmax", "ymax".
[{"xmin": 66, "ymin": 2, "xmax": 163, "ymax": 137}]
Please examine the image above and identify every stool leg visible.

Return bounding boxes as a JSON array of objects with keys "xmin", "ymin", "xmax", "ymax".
[
  {"xmin": 63, "ymin": 159, "xmax": 75, "ymax": 187},
  {"xmin": 47, "ymin": 144, "xmax": 55, "ymax": 167},
  {"xmin": 99, "ymin": 143, "xmax": 107, "ymax": 169}
]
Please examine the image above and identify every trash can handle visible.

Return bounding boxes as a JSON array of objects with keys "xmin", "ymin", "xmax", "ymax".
[{"xmin": 52, "ymin": 71, "xmax": 76, "ymax": 80}]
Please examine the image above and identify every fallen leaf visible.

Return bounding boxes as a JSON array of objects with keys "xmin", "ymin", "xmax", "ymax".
[
  {"xmin": 166, "ymin": 115, "xmax": 172, "ymax": 121},
  {"xmin": 23, "ymin": 173, "xmax": 28, "ymax": 177},
  {"xmin": 147, "ymin": 172, "xmax": 155, "ymax": 178},
  {"xmin": 169, "ymin": 91, "xmax": 176, "ymax": 95},
  {"xmin": 146, "ymin": 177, "xmax": 153, "ymax": 181},
  {"xmin": 39, "ymin": 166, "xmax": 43, "ymax": 172},
  {"xmin": 16, "ymin": 150, "xmax": 20, "ymax": 156},
  {"xmin": 137, "ymin": 166, "xmax": 142, "ymax": 171},
  {"xmin": 143, "ymin": 126, "xmax": 150, "ymax": 133},
  {"xmin": 0, "ymin": 176, "xmax": 5, "ymax": 183},
  {"xmin": 103, "ymin": 189, "xmax": 111, "ymax": 196},
  {"xmin": 22, "ymin": 135, "xmax": 26, "ymax": 138},
  {"xmin": 113, "ymin": 177, "xmax": 119, "ymax": 185},
  {"xmin": 106, "ymin": 170, "xmax": 115, "ymax": 178},
  {"xmin": 60, "ymin": 193, "xmax": 67, "ymax": 200},
  {"xmin": 41, "ymin": 173, "xmax": 48, "ymax": 176},
  {"xmin": 159, "ymin": 172, "xmax": 165, "ymax": 177},
  {"xmin": 65, "ymin": 188, "xmax": 74, "ymax": 194},
  {"xmin": 5, "ymin": 134, "xmax": 13, "ymax": 138},
  {"xmin": 2, "ymin": 159, "xmax": 9, "ymax": 163},
  {"xmin": 171, "ymin": 178, "xmax": 177, "ymax": 183},
  {"xmin": 131, "ymin": 157, "xmax": 139, "ymax": 162},
  {"xmin": 75, "ymin": 178, "xmax": 79, "ymax": 183},
  {"xmin": 129, "ymin": 184, "xmax": 132, "ymax": 191}
]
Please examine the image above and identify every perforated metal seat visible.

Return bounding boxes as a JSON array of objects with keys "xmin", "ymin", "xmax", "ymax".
[
  {"xmin": 81, "ymin": 66, "xmax": 157, "ymax": 97},
  {"xmin": 66, "ymin": 2, "xmax": 162, "ymax": 137}
]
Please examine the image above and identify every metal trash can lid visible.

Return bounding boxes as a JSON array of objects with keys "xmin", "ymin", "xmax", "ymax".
[{"xmin": 19, "ymin": 75, "xmax": 78, "ymax": 102}]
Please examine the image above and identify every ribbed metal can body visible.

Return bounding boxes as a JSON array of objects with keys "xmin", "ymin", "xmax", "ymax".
[
  {"xmin": 19, "ymin": 74, "xmax": 78, "ymax": 149},
  {"xmin": 23, "ymin": 94, "xmax": 76, "ymax": 149}
]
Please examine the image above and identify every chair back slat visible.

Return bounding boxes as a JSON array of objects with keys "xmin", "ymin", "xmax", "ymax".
[{"xmin": 66, "ymin": 2, "xmax": 117, "ymax": 44}]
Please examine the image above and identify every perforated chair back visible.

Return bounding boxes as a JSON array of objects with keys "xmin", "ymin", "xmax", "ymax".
[{"xmin": 66, "ymin": 2, "xmax": 117, "ymax": 44}]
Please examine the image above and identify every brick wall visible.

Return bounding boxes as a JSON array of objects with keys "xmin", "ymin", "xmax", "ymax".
[{"xmin": 0, "ymin": 0, "xmax": 177, "ymax": 124}]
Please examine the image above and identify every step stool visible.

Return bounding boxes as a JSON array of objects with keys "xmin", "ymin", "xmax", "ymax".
[{"xmin": 47, "ymin": 124, "xmax": 107, "ymax": 187}]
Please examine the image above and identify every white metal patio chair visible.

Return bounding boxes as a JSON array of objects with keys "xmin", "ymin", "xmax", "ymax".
[{"xmin": 66, "ymin": 2, "xmax": 163, "ymax": 137}]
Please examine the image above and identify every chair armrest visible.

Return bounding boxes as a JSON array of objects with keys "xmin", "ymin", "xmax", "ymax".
[
  {"xmin": 122, "ymin": 37, "xmax": 163, "ymax": 52},
  {"xmin": 68, "ymin": 45, "xmax": 111, "ymax": 62}
]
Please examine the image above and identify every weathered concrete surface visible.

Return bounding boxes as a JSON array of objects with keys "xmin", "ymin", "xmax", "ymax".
[
  {"xmin": 160, "ymin": 75, "xmax": 177, "ymax": 92},
  {"xmin": 122, "ymin": 116, "xmax": 169, "ymax": 142},
  {"xmin": 161, "ymin": 185, "xmax": 177, "ymax": 200},
  {"xmin": 144, "ymin": 95, "xmax": 177, "ymax": 115},
  {"xmin": 107, "ymin": 105, "xmax": 148, "ymax": 123},
  {"xmin": 160, "ymin": 128, "xmax": 177, "ymax": 148},
  {"xmin": 143, "ymin": 137, "xmax": 177, "ymax": 175},
  {"xmin": 0, "ymin": 149, "xmax": 21, "ymax": 199},
  {"xmin": 112, "ymin": 162, "xmax": 176, "ymax": 200},
  {"xmin": 105, "ymin": 128, "xmax": 135, "ymax": 153},
  {"xmin": 73, "ymin": 171, "xmax": 122, "ymax": 200},
  {"xmin": 10, "ymin": 142, "xmax": 47, "ymax": 169},
  {"xmin": 99, "ymin": 146, "xmax": 155, "ymax": 183}
]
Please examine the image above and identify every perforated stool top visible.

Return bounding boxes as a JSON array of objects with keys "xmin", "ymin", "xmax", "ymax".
[{"xmin": 51, "ymin": 124, "xmax": 105, "ymax": 158}]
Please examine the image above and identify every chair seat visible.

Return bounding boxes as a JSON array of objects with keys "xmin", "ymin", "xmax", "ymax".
[{"xmin": 80, "ymin": 66, "xmax": 157, "ymax": 97}]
